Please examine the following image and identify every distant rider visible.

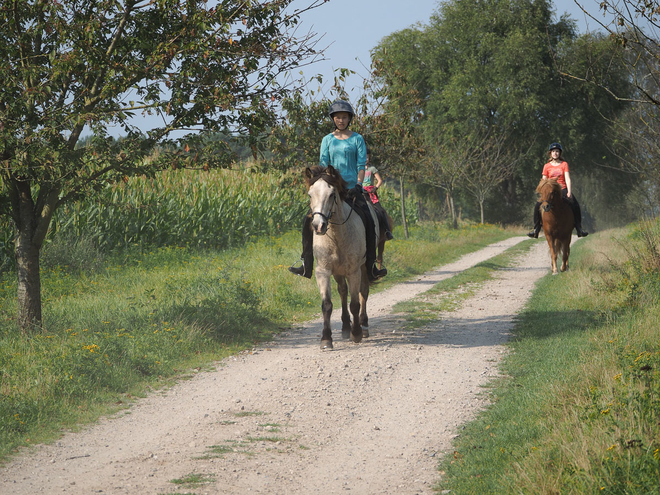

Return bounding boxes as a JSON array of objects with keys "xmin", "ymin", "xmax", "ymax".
[{"xmin": 528, "ymin": 142, "xmax": 589, "ymax": 238}]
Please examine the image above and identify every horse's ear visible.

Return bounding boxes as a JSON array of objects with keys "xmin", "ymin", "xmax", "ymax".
[
  {"xmin": 304, "ymin": 167, "xmax": 313, "ymax": 180},
  {"xmin": 326, "ymin": 165, "xmax": 336, "ymax": 175}
]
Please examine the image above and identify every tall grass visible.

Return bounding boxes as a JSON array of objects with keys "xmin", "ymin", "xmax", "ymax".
[{"xmin": 436, "ymin": 221, "xmax": 660, "ymax": 494}]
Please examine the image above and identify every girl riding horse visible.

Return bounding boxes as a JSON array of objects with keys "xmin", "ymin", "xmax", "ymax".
[
  {"xmin": 528, "ymin": 142, "xmax": 589, "ymax": 239},
  {"xmin": 289, "ymin": 100, "xmax": 387, "ymax": 282}
]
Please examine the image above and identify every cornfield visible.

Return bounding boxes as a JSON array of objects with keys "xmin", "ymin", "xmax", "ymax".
[
  {"xmin": 0, "ymin": 167, "xmax": 418, "ymax": 270},
  {"xmin": 56, "ymin": 168, "xmax": 310, "ymax": 250}
]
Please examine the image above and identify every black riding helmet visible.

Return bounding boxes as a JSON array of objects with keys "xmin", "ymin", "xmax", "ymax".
[
  {"xmin": 329, "ymin": 100, "xmax": 355, "ymax": 128},
  {"xmin": 548, "ymin": 142, "xmax": 563, "ymax": 152}
]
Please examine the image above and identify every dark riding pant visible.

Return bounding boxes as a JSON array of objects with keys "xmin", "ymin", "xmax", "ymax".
[{"xmin": 365, "ymin": 197, "xmax": 391, "ymax": 236}]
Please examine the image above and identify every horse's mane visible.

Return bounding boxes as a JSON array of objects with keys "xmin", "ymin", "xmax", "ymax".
[
  {"xmin": 536, "ymin": 178, "xmax": 561, "ymax": 195},
  {"xmin": 304, "ymin": 165, "xmax": 349, "ymax": 200}
]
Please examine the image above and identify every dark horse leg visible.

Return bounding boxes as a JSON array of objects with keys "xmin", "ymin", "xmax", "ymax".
[
  {"xmin": 317, "ymin": 273, "xmax": 334, "ymax": 349},
  {"xmin": 334, "ymin": 275, "xmax": 352, "ymax": 340},
  {"xmin": 359, "ymin": 264, "xmax": 370, "ymax": 337},
  {"xmin": 346, "ymin": 271, "xmax": 363, "ymax": 344}
]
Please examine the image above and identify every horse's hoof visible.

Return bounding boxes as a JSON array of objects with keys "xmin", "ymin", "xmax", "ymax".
[
  {"xmin": 321, "ymin": 340, "xmax": 333, "ymax": 350},
  {"xmin": 342, "ymin": 329, "xmax": 351, "ymax": 340},
  {"xmin": 362, "ymin": 329, "xmax": 369, "ymax": 338},
  {"xmin": 351, "ymin": 332, "xmax": 363, "ymax": 344}
]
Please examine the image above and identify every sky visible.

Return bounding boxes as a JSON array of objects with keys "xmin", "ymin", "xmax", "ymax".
[{"xmin": 293, "ymin": 0, "xmax": 612, "ymax": 102}]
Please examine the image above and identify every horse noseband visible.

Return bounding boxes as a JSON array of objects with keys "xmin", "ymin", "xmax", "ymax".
[{"xmin": 312, "ymin": 210, "xmax": 333, "ymax": 223}]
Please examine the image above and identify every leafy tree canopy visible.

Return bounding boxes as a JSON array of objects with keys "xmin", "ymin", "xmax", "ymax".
[{"xmin": 0, "ymin": 0, "xmax": 324, "ymax": 331}]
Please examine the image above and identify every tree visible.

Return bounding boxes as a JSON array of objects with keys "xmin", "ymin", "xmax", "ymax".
[
  {"xmin": 0, "ymin": 0, "xmax": 324, "ymax": 332},
  {"xmin": 368, "ymin": 29, "xmax": 428, "ymax": 238},
  {"xmin": 461, "ymin": 129, "xmax": 523, "ymax": 224},
  {"xmin": 573, "ymin": 0, "xmax": 660, "ymax": 107}
]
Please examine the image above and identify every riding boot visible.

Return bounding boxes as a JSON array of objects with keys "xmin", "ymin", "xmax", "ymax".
[
  {"xmin": 527, "ymin": 202, "xmax": 542, "ymax": 238},
  {"xmin": 567, "ymin": 195, "xmax": 589, "ymax": 237},
  {"xmin": 377, "ymin": 209, "xmax": 394, "ymax": 240},
  {"xmin": 289, "ymin": 215, "xmax": 314, "ymax": 278}
]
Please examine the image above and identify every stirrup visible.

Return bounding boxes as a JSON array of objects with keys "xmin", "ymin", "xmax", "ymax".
[
  {"xmin": 288, "ymin": 259, "xmax": 306, "ymax": 277},
  {"xmin": 369, "ymin": 264, "xmax": 387, "ymax": 281}
]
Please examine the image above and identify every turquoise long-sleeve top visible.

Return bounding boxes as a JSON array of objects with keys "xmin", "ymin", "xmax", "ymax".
[{"xmin": 319, "ymin": 132, "xmax": 367, "ymax": 189}]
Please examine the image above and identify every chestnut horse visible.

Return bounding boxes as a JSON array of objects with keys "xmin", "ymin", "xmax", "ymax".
[
  {"xmin": 536, "ymin": 179, "xmax": 573, "ymax": 274},
  {"xmin": 305, "ymin": 165, "xmax": 376, "ymax": 349}
]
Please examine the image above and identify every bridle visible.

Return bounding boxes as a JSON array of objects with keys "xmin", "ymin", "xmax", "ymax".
[{"xmin": 310, "ymin": 182, "xmax": 356, "ymax": 226}]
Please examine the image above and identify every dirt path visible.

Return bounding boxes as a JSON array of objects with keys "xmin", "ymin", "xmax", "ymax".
[{"xmin": 1, "ymin": 236, "xmax": 552, "ymax": 495}]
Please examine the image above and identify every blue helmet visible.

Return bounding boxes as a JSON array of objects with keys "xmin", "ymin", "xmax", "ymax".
[{"xmin": 549, "ymin": 142, "xmax": 563, "ymax": 152}]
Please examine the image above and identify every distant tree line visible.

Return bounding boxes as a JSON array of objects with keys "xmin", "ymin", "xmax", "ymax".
[{"xmin": 268, "ymin": 0, "xmax": 657, "ymax": 230}]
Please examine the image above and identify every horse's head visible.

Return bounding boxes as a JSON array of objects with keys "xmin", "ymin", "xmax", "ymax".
[
  {"xmin": 536, "ymin": 179, "xmax": 562, "ymax": 213},
  {"xmin": 304, "ymin": 165, "xmax": 348, "ymax": 235}
]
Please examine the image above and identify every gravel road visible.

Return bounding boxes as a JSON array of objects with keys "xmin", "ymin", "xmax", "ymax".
[{"xmin": 1, "ymin": 236, "xmax": 551, "ymax": 495}]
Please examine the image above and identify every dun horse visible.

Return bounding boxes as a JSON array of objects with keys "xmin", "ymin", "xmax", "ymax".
[
  {"xmin": 537, "ymin": 178, "xmax": 573, "ymax": 274},
  {"xmin": 305, "ymin": 165, "xmax": 376, "ymax": 349}
]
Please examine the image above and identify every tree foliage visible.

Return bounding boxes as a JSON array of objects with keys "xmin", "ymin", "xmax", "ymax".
[
  {"xmin": 0, "ymin": 0, "xmax": 324, "ymax": 331},
  {"xmin": 371, "ymin": 0, "xmax": 635, "ymax": 226}
]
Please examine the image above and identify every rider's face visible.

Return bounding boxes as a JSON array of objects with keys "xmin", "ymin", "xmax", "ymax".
[
  {"xmin": 551, "ymin": 149, "xmax": 561, "ymax": 159},
  {"xmin": 332, "ymin": 112, "xmax": 350, "ymax": 130}
]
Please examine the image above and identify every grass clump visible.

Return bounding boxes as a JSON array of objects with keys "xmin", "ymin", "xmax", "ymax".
[
  {"xmin": 436, "ymin": 221, "xmax": 660, "ymax": 494},
  {"xmin": 169, "ymin": 472, "xmax": 215, "ymax": 487}
]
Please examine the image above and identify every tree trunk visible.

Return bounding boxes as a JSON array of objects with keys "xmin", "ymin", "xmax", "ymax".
[
  {"xmin": 480, "ymin": 200, "xmax": 485, "ymax": 224},
  {"xmin": 399, "ymin": 176, "xmax": 409, "ymax": 239},
  {"xmin": 10, "ymin": 180, "xmax": 58, "ymax": 333},
  {"xmin": 15, "ymin": 225, "xmax": 43, "ymax": 333},
  {"xmin": 449, "ymin": 192, "xmax": 457, "ymax": 229}
]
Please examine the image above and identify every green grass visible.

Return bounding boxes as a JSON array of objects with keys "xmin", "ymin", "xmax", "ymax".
[
  {"xmin": 435, "ymin": 223, "xmax": 660, "ymax": 494},
  {"xmin": 0, "ymin": 221, "xmax": 519, "ymax": 462}
]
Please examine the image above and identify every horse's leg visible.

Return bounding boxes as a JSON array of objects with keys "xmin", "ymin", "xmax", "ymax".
[
  {"xmin": 316, "ymin": 273, "xmax": 334, "ymax": 349},
  {"xmin": 359, "ymin": 264, "xmax": 370, "ymax": 338},
  {"xmin": 346, "ymin": 271, "xmax": 363, "ymax": 344},
  {"xmin": 546, "ymin": 235, "xmax": 558, "ymax": 275},
  {"xmin": 335, "ymin": 275, "xmax": 351, "ymax": 339},
  {"xmin": 551, "ymin": 238, "xmax": 561, "ymax": 275},
  {"xmin": 561, "ymin": 240, "xmax": 570, "ymax": 272}
]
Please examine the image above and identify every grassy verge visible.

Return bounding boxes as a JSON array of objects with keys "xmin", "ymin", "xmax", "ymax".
[
  {"xmin": 435, "ymin": 222, "xmax": 660, "ymax": 494},
  {"xmin": 0, "ymin": 222, "xmax": 519, "ymax": 462}
]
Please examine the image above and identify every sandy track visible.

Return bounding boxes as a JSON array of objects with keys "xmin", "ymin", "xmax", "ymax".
[{"xmin": 1, "ymin": 236, "xmax": 551, "ymax": 495}]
